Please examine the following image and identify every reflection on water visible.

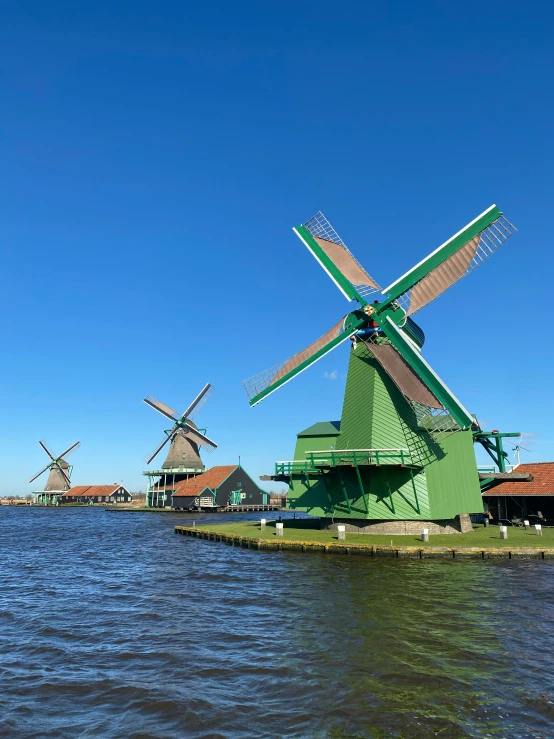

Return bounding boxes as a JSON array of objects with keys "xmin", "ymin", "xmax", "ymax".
[{"xmin": 1, "ymin": 507, "xmax": 553, "ymax": 738}]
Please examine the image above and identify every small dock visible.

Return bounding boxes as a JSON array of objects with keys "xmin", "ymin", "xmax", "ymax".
[{"xmin": 105, "ymin": 504, "xmax": 282, "ymax": 513}]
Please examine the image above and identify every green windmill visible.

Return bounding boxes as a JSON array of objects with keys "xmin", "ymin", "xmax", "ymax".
[{"xmin": 243, "ymin": 206, "xmax": 519, "ymax": 533}]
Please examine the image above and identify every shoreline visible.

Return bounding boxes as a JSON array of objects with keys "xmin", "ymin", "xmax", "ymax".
[{"xmin": 175, "ymin": 522, "xmax": 554, "ymax": 560}]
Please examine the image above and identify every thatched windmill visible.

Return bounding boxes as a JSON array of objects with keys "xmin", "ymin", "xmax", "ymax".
[
  {"xmin": 142, "ymin": 384, "xmax": 217, "ymax": 507},
  {"xmin": 29, "ymin": 440, "xmax": 80, "ymax": 504}
]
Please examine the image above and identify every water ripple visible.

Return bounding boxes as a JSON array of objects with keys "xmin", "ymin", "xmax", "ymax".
[{"xmin": 1, "ymin": 507, "xmax": 554, "ymax": 737}]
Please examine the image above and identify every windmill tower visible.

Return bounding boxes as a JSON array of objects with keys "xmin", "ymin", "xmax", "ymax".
[
  {"xmin": 29, "ymin": 440, "xmax": 81, "ymax": 505},
  {"xmin": 244, "ymin": 206, "xmax": 520, "ymax": 533},
  {"xmin": 142, "ymin": 384, "xmax": 218, "ymax": 507}
]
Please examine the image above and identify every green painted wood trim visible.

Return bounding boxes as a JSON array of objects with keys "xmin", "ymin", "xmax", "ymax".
[
  {"xmin": 355, "ymin": 466, "xmax": 370, "ymax": 514},
  {"xmin": 294, "ymin": 225, "xmax": 367, "ymax": 304},
  {"xmin": 379, "ymin": 316, "xmax": 474, "ymax": 429},
  {"xmin": 409, "ymin": 469, "xmax": 421, "ymax": 514},
  {"xmin": 381, "ymin": 205, "xmax": 502, "ymax": 305},
  {"xmin": 385, "ymin": 474, "xmax": 395, "ymax": 514},
  {"xmin": 249, "ymin": 314, "xmax": 366, "ymax": 406},
  {"xmin": 337, "ymin": 468, "xmax": 352, "ymax": 513},
  {"xmin": 322, "ymin": 473, "xmax": 335, "ymax": 513}
]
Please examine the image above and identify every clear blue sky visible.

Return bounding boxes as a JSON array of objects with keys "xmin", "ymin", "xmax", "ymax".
[{"xmin": 2, "ymin": 0, "xmax": 553, "ymax": 495}]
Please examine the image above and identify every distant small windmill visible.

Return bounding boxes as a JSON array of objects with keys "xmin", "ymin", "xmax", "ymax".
[
  {"xmin": 142, "ymin": 384, "xmax": 217, "ymax": 507},
  {"xmin": 29, "ymin": 440, "xmax": 80, "ymax": 504},
  {"xmin": 506, "ymin": 436, "xmax": 531, "ymax": 467}
]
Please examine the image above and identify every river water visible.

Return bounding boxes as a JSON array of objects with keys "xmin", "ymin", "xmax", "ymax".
[{"xmin": 1, "ymin": 507, "xmax": 554, "ymax": 738}]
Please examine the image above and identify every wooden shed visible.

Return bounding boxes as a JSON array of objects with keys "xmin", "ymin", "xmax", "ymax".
[
  {"xmin": 172, "ymin": 465, "xmax": 268, "ymax": 510},
  {"xmin": 483, "ymin": 462, "xmax": 554, "ymax": 524},
  {"xmin": 60, "ymin": 485, "xmax": 133, "ymax": 505}
]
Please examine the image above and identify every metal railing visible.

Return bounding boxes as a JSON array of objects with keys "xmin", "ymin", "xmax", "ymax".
[
  {"xmin": 275, "ymin": 448, "xmax": 418, "ymax": 475},
  {"xmin": 478, "ymin": 464, "xmax": 518, "ymax": 475}
]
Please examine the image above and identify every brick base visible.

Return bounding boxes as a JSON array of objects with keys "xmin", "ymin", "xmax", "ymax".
[{"xmin": 323, "ymin": 514, "xmax": 474, "ymax": 535}]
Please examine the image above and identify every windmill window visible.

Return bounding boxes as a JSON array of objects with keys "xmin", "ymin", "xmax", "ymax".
[{"xmin": 236, "ymin": 481, "xmax": 242, "ymax": 488}]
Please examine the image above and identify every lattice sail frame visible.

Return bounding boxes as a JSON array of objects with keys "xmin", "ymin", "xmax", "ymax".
[
  {"xmin": 243, "ymin": 318, "xmax": 350, "ymax": 402},
  {"xmin": 243, "ymin": 362, "xmax": 289, "ymax": 403},
  {"xmin": 396, "ymin": 215, "xmax": 517, "ymax": 314},
  {"xmin": 303, "ymin": 211, "xmax": 381, "ymax": 298},
  {"xmin": 360, "ymin": 333, "xmax": 461, "ymax": 440}
]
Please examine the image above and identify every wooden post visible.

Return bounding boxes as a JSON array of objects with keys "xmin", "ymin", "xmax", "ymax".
[
  {"xmin": 535, "ymin": 524, "xmax": 542, "ymax": 536},
  {"xmin": 421, "ymin": 528, "xmax": 429, "ymax": 542},
  {"xmin": 337, "ymin": 525, "xmax": 346, "ymax": 541},
  {"xmin": 524, "ymin": 520, "xmax": 530, "ymax": 530},
  {"xmin": 260, "ymin": 518, "xmax": 266, "ymax": 531},
  {"xmin": 500, "ymin": 525, "xmax": 508, "ymax": 540},
  {"xmin": 276, "ymin": 522, "xmax": 284, "ymax": 537}
]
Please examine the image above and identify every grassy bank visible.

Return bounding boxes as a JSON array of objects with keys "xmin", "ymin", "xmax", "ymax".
[{"xmin": 189, "ymin": 518, "xmax": 554, "ymax": 549}]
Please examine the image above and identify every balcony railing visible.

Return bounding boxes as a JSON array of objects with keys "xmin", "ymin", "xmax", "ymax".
[{"xmin": 275, "ymin": 448, "xmax": 420, "ymax": 476}]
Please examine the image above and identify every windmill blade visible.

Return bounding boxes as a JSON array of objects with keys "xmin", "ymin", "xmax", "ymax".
[
  {"xmin": 56, "ymin": 440, "xmax": 81, "ymax": 461},
  {"xmin": 294, "ymin": 212, "xmax": 381, "ymax": 303},
  {"xmin": 380, "ymin": 316, "xmax": 474, "ymax": 430},
  {"xmin": 243, "ymin": 315, "xmax": 360, "ymax": 406},
  {"xmin": 39, "ymin": 440, "xmax": 55, "ymax": 460},
  {"xmin": 54, "ymin": 461, "xmax": 72, "ymax": 488},
  {"xmin": 182, "ymin": 383, "xmax": 215, "ymax": 421},
  {"xmin": 143, "ymin": 395, "xmax": 180, "ymax": 422},
  {"xmin": 143, "ymin": 432, "xmax": 173, "ymax": 464},
  {"xmin": 29, "ymin": 462, "xmax": 54, "ymax": 484},
  {"xmin": 364, "ymin": 341, "xmax": 460, "ymax": 435},
  {"xmin": 366, "ymin": 343, "xmax": 443, "ymax": 409},
  {"xmin": 381, "ymin": 205, "xmax": 517, "ymax": 315},
  {"xmin": 183, "ymin": 425, "xmax": 218, "ymax": 452}
]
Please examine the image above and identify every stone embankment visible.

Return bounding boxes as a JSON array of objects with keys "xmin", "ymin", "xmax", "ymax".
[{"xmin": 175, "ymin": 526, "xmax": 554, "ymax": 560}]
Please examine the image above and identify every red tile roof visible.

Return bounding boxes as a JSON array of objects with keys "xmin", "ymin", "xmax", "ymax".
[
  {"xmin": 61, "ymin": 485, "xmax": 123, "ymax": 498},
  {"xmin": 172, "ymin": 466, "xmax": 237, "ymax": 498},
  {"xmin": 484, "ymin": 463, "xmax": 554, "ymax": 496}
]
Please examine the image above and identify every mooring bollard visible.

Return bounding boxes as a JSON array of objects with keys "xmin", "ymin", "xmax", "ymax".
[
  {"xmin": 337, "ymin": 525, "xmax": 346, "ymax": 541},
  {"xmin": 421, "ymin": 528, "xmax": 429, "ymax": 543},
  {"xmin": 276, "ymin": 522, "xmax": 284, "ymax": 537},
  {"xmin": 524, "ymin": 520, "xmax": 530, "ymax": 530},
  {"xmin": 500, "ymin": 525, "xmax": 508, "ymax": 540},
  {"xmin": 260, "ymin": 518, "xmax": 266, "ymax": 531},
  {"xmin": 535, "ymin": 524, "xmax": 542, "ymax": 536}
]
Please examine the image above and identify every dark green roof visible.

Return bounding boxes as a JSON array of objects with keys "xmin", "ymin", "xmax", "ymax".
[{"xmin": 297, "ymin": 421, "xmax": 341, "ymax": 437}]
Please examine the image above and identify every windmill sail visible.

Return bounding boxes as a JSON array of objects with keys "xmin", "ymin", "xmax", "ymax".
[
  {"xmin": 295, "ymin": 212, "xmax": 381, "ymax": 302},
  {"xmin": 381, "ymin": 317, "xmax": 474, "ymax": 431},
  {"xmin": 182, "ymin": 383, "xmax": 215, "ymax": 421},
  {"xmin": 366, "ymin": 343, "xmax": 441, "ymax": 408},
  {"xmin": 364, "ymin": 341, "xmax": 459, "ymax": 436},
  {"xmin": 184, "ymin": 426, "xmax": 217, "ymax": 452},
  {"xmin": 144, "ymin": 433, "xmax": 172, "ymax": 464},
  {"xmin": 243, "ymin": 316, "xmax": 356, "ymax": 405},
  {"xmin": 383, "ymin": 206, "xmax": 517, "ymax": 314},
  {"xmin": 144, "ymin": 396, "xmax": 180, "ymax": 421}
]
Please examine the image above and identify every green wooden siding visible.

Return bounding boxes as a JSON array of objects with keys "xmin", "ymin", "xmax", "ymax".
[{"xmin": 287, "ymin": 343, "xmax": 483, "ymax": 520}]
